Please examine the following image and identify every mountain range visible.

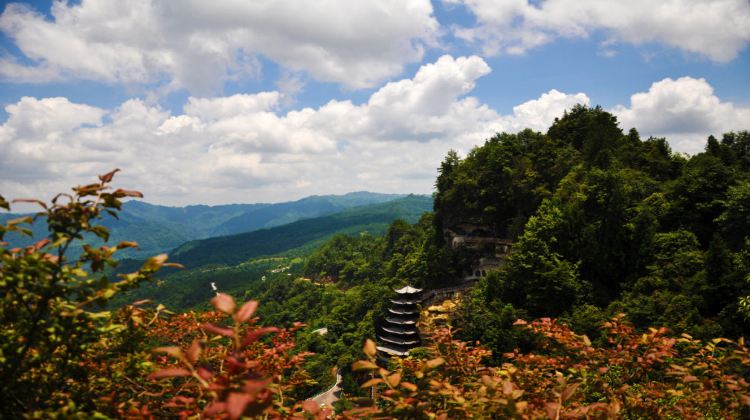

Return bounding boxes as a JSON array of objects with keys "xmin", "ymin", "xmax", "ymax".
[{"xmin": 0, "ymin": 191, "xmax": 411, "ymax": 259}]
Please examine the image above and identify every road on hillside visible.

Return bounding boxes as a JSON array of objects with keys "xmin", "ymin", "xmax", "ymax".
[{"xmin": 312, "ymin": 370, "xmax": 342, "ymax": 409}]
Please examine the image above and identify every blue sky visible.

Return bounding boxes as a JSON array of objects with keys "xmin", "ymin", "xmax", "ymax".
[{"xmin": 0, "ymin": 0, "xmax": 748, "ymax": 206}]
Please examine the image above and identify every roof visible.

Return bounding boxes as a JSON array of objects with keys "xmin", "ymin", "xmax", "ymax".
[
  {"xmin": 381, "ymin": 326, "xmax": 418, "ymax": 335},
  {"xmin": 394, "ymin": 286, "xmax": 423, "ymax": 294},
  {"xmin": 384, "ymin": 317, "xmax": 417, "ymax": 325},
  {"xmin": 388, "ymin": 308, "xmax": 419, "ymax": 316},
  {"xmin": 377, "ymin": 345, "xmax": 408, "ymax": 357},
  {"xmin": 390, "ymin": 298, "xmax": 421, "ymax": 305},
  {"xmin": 378, "ymin": 335, "xmax": 419, "ymax": 346}
]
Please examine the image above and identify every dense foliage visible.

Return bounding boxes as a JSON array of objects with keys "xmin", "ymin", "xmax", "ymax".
[
  {"xmin": 434, "ymin": 106, "xmax": 750, "ymax": 355},
  {"xmin": 351, "ymin": 314, "xmax": 750, "ymax": 418},
  {"xmin": 0, "ymin": 170, "xmax": 179, "ymax": 415}
]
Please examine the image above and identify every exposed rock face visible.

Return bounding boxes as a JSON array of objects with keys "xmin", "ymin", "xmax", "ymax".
[{"xmin": 444, "ymin": 223, "xmax": 513, "ymax": 281}]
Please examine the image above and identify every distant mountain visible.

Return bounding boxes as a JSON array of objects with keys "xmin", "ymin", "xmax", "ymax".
[
  {"xmin": 170, "ymin": 195, "xmax": 433, "ymax": 269},
  {"xmin": 110, "ymin": 194, "xmax": 433, "ymax": 310},
  {"xmin": 208, "ymin": 192, "xmax": 405, "ymax": 236},
  {"xmin": 0, "ymin": 191, "xmax": 407, "ymax": 258}
]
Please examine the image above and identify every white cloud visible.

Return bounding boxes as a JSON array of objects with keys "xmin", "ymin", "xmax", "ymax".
[
  {"xmin": 612, "ymin": 77, "xmax": 750, "ymax": 154},
  {"xmin": 0, "ymin": 0, "xmax": 439, "ymax": 92},
  {"xmin": 500, "ymin": 89, "xmax": 589, "ymax": 132},
  {"xmin": 448, "ymin": 0, "xmax": 750, "ymax": 62},
  {"xmin": 0, "ymin": 55, "xmax": 592, "ymax": 206}
]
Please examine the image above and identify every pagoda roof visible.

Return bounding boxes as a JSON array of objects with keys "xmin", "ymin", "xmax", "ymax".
[
  {"xmin": 378, "ymin": 335, "xmax": 419, "ymax": 346},
  {"xmin": 381, "ymin": 326, "xmax": 418, "ymax": 335},
  {"xmin": 388, "ymin": 308, "xmax": 419, "ymax": 316},
  {"xmin": 394, "ymin": 286, "xmax": 423, "ymax": 294},
  {"xmin": 384, "ymin": 317, "xmax": 417, "ymax": 325},
  {"xmin": 377, "ymin": 345, "xmax": 408, "ymax": 357},
  {"xmin": 390, "ymin": 298, "xmax": 421, "ymax": 305}
]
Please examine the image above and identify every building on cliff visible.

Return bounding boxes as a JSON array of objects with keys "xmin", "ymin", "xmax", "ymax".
[{"xmin": 443, "ymin": 223, "xmax": 513, "ymax": 281}]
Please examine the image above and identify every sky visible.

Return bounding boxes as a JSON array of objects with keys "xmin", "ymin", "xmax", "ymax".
[{"xmin": 0, "ymin": 0, "xmax": 749, "ymax": 207}]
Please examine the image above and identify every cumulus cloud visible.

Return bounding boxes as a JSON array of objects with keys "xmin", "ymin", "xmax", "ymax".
[
  {"xmin": 447, "ymin": 0, "xmax": 750, "ymax": 61},
  {"xmin": 611, "ymin": 77, "xmax": 750, "ymax": 154},
  {"xmin": 0, "ymin": 55, "xmax": 591, "ymax": 206},
  {"xmin": 0, "ymin": 0, "xmax": 439, "ymax": 92}
]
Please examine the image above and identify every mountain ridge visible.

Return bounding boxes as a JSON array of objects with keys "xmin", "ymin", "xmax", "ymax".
[{"xmin": 0, "ymin": 191, "xmax": 414, "ymax": 258}]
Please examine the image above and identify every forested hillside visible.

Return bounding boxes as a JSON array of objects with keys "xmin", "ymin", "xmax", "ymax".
[
  {"xmin": 430, "ymin": 106, "xmax": 750, "ymax": 359},
  {"xmin": 109, "ymin": 195, "xmax": 432, "ymax": 311},
  {"xmin": 169, "ymin": 195, "xmax": 432, "ymax": 269}
]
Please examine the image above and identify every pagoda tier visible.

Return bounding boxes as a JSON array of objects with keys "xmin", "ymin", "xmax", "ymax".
[
  {"xmin": 378, "ymin": 335, "xmax": 420, "ymax": 346},
  {"xmin": 381, "ymin": 326, "xmax": 418, "ymax": 335},
  {"xmin": 388, "ymin": 308, "xmax": 419, "ymax": 316},
  {"xmin": 377, "ymin": 345, "xmax": 409, "ymax": 357},
  {"xmin": 394, "ymin": 286, "xmax": 423, "ymax": 295},
  {"xmin": 390, "ymin": 298, "xmax": 421, "ymax": 305},
  {"xmin": 378, "ymin": 341, "xmax": 413, "ymax": 352},
  {"xmin": 384, "ymin": 316, "xmax": 417, "ymax": 325}
]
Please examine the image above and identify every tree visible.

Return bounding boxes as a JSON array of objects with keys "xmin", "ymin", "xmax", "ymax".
[
  {"xmin": 493, "ymin": 200, "xmax": 584, "ymax": 316},
  {"xmin": 547, "ymin": 104, "xmax": 623, "ymax": 168},
  {"xmin": 0, "ymin": 170, "xmax": 178, "ymax": 415}
]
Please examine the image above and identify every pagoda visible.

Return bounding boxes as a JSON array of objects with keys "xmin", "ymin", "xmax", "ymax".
[{"xmin": 376, "ymin": 286, "xmax": 423, "ymax": 357}]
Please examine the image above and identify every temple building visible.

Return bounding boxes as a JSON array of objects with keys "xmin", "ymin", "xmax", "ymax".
[
  {"xmin": 443, "ymin": 223, "xmax": 513, "ymax": 281},
  {"xmin": 376, "ymin": 286, "xmax": 423, "ymax": 357}
]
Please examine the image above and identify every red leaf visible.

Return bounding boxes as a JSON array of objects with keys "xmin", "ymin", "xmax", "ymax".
[
  {"xmin": 400, "ymin": 381, "xmax": 417, "ymax": 392},
  {"xmin": 562, "ymin": 383, "xmax": 579, "ymax": 402},
  {"xmin": 148, "ymin": 368, "xmax": 191, "ymax": 380},
  {"xmin": 424, "ymin": 357, "xmax": 445, "ymax": 370},
  {"xmin": 352, "ymin": 360, "xmax": 379, "ymax": 371},
  {"xmin": 212, "ymin": 293, "xmax": 236, "ymax": 314},
  {"xmin": 203, "ymin": 402, "xmax": 227, "ymax": 417},
  {"xmin": 117, "ymin": 241, "xmax": 139, "ymax": 249},
  {"xmin": 142, "ymin": 254, "xmax": 168, "ymax": 271},
  {"xmin": 186, "ymin": 339, "xmax": 202, "ymax": 363},
  {"xmin": 360, "ymin": 378, "xmax": 383, "ymax": 388},
  {"xmin": 98, "ymin": 168, "xmax": 120, "ymax": 183},
  {"xmin": 152, "ymin": 346, "xmax": 183, "ymax": 359},
  {"xmin": 242, "ymin": 378, "xmax": 272, "ymax": 394},
  {"xmin": 113, "ymin": 188, "xmax": 144, "ymax": 198},
  {"xmin": 197, "ymin": 366, "xmax": 214, "ymax": 381},
  {"xmin": 131, "ymin": 299, "xmax": 151, "ymax": 306},
  {"xmin": 163, "ymin": 262, "xmax": 184, "ymax": 269},
  {"xmin": 234, "ymin": 300, "xmax": 259, "ymax": 323},
  {"xmin": 11, "ymin": 198, "xmax": 47, "ymax": 209},
  {"xmin": 302, "ymin": 399, "xmax": 321, "ymax": 414},
  {"xmin": 226, "ymin": 392, "xmax": 252, "ymax": 420},
  {"xmin": 203, "ymin": 323, "xmax": 235, "ymax": 337},
  {"xmin": 363, "ymin": 339, "xmax": 377, "ymax": 357},
  {"xmin": 241, "ymin": 327, "xmax": 279, "ymax": 346},
  {"xmin": 546, "ymin": 402, "xmax": 560, "ymax": 419}
]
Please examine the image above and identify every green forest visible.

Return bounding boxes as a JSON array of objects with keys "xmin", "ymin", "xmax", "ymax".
[{"xmin": 2, "ymin": 105, "xmax": 749, "ymax": 418}]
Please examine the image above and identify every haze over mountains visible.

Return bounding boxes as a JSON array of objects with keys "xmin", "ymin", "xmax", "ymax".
[
  {"xmin": 169, "ymin": 194, "xmax": 433, "ymax": 269},
  {"xmin": 0, "ymin": 191, "xmax": 422, "ymax": 259}
]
